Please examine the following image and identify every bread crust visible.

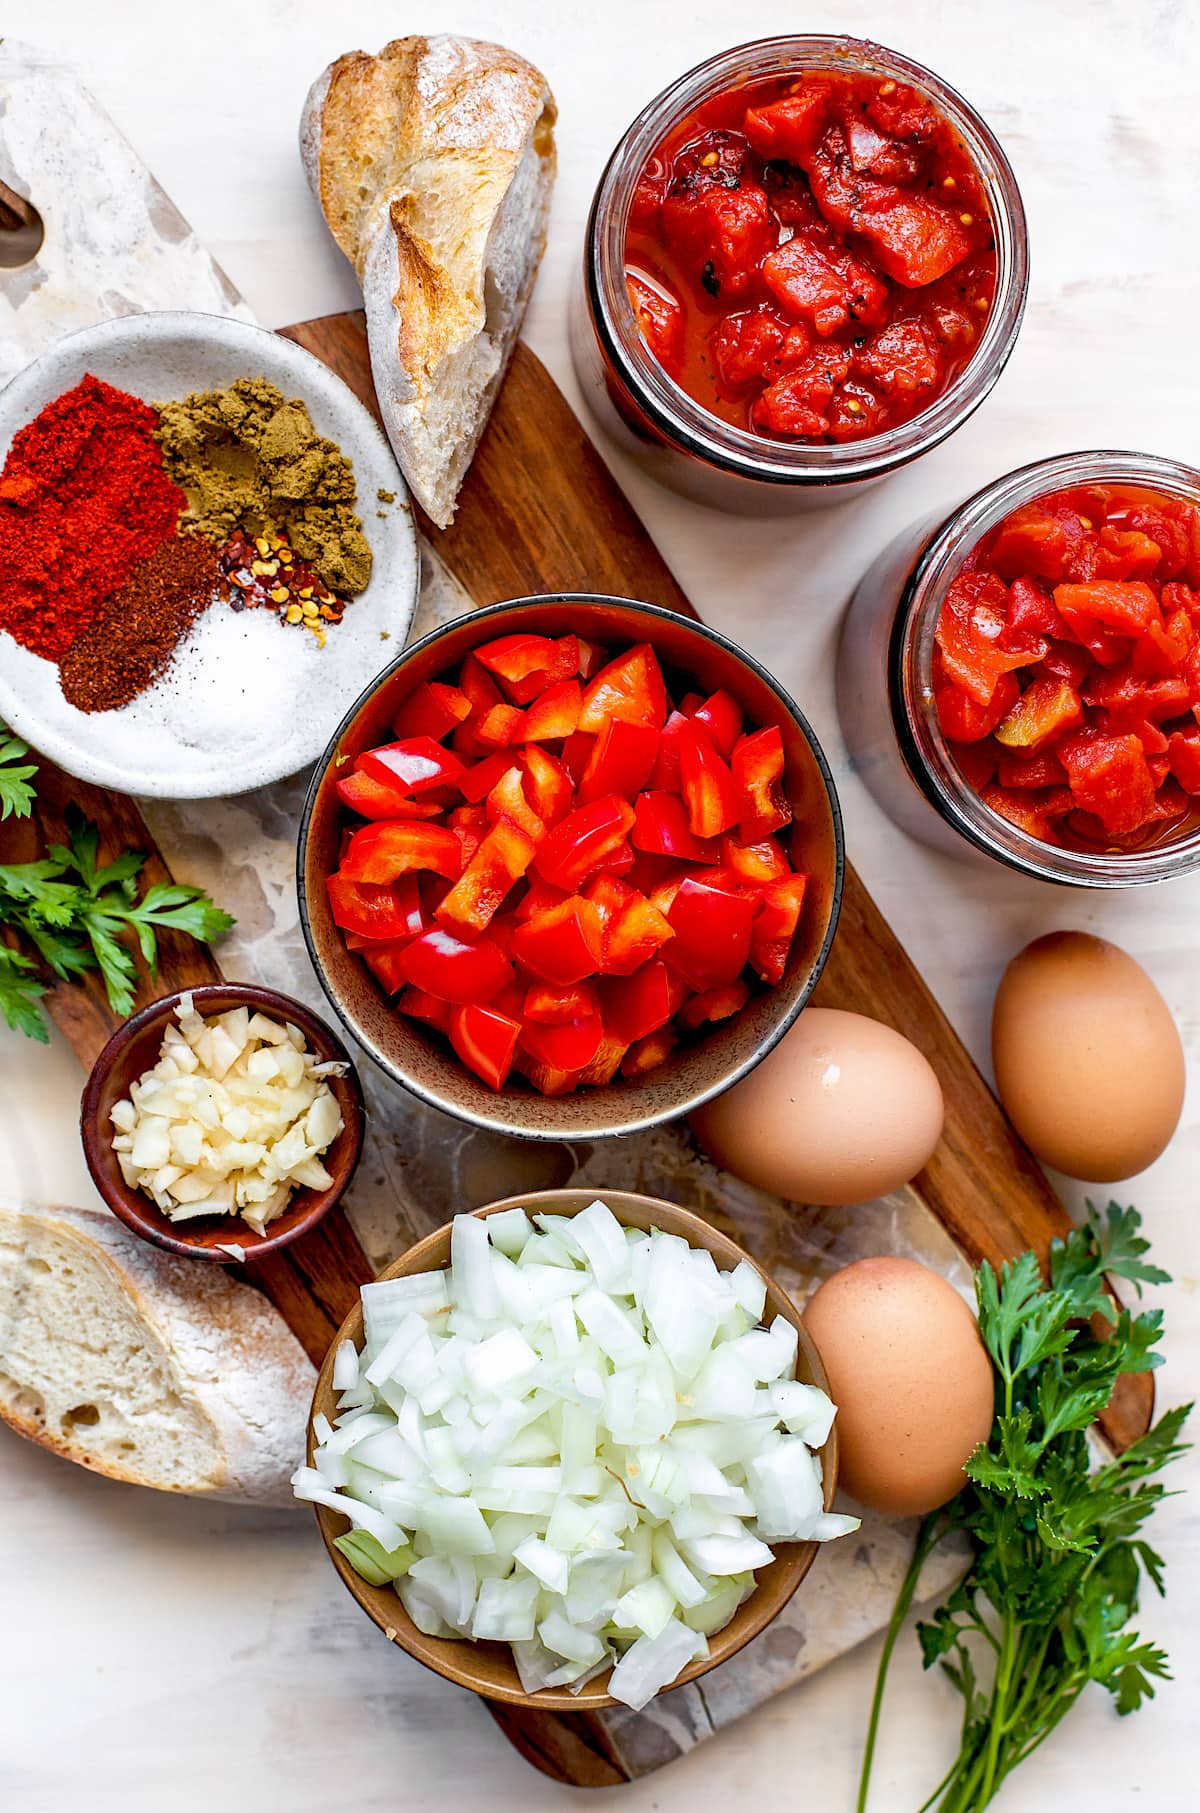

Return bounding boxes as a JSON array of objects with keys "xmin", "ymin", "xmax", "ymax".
[
  {"xmin": 301, "ymin": 34, "xmax": 556, "ymax": 527},
  {"xmin": 0, "ymin": 1203, "xmax": 315, "ymax": 1504}
]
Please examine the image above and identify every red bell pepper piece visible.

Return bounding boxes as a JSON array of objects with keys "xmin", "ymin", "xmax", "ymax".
[
  {"xmin": 520, "ymin": 1010, "xmax": 604, "ymax": 1073},
  {"xmin": 722, "ymin": 835, "xmax": 790, "ymax": 885},
  {"xmin": 730, "ymin": 725, "xmax": 792, "ymax": 838},
  {"xmin": 578, "ymin": 643, "xmax": 668, "ymax": 733},
  {"xmin": 1058, "ymin": 731, "xmax": 1158, "ymax": 836},
  {"xmin": 575, "ymin": 1031, "xmax": 630, "ymax": 1087},
  {"xmin": 327, "ymin": 873, "xmax": 425, "ymax": 941},
  {"xmin": 397, "ymin": 986, "xmax": 453, "ymax": 1033},
  {"xmin": 515, "ymin": 1053, "xmax": 583, "ymax": 1096},
  {"xmin": 602, "ymin": 959, "xmax": 688, "ymax": 1045},
  {"xmin": 392, "ymin": 680, "xmax": 472, "ymax": 741},
  {"xmin": 749, "ymin": 873, "xmax": 807, "ymax": 985},
  {"xmin": 666, "ymin": 877, "xmax": 757, "ymax": 989},
  {"xmin": 993, "ymin": 677, "xmax": 1084, "ymax": 749},
  {"xmin": 474, "ymin": 703, "xmax": 526, "ymax": 748},
  {"xmin": 594, "ymin": 839, "xmax": 635, "ymax": 877},
  {"xmin": 485, "ymin": 765, "xmax": 546, "ymax": 843},
  {"xmin": 459, "ymin": 652, "xmax": 503, "ymax": 712},
  {"xmin": 934, "ymin": 670, "xmax": 1019, "ymax": 743},
  {"xmin": 632, "ymin": 790, "xmax": 719, "ymax": 862},
  {"xmin": 650, "ymin": 710, "xmax": 688, "ymax": 791},
  {"xmin": 576, "ymin": 637, "xmax": 607, "ymax": 680},
  {"xmin": 510, "ymin": 895, "xmax": 605, "ymax": 983},
  {"xmin": 397, "ymin": 928, "xmax": 513, "ymax": 1004},
  {"xmin": 534, "ymin": 794, "xmax": 636, "ymax": 890},
  {"xmin": 436, "ymin": 819, "xmax": 538, "ymax": 932},
  {"xmin": 691, "ymin": 689, "xmax": 744, "ymax": 759},
  {"xmin": 524, "ymin": 981, "xmax": 596, "ymax": 1025},
  {"xmin": 340, "ymin": 821, "xmax": 463, "ymax": 883},
  {"xmin": 620, "ymin": 1026, "xmax": 677, "ymax": 1079},
  {"xmin": 1168, "ymin": 730, "xmax": 1200, "ymax": 794},
  {"xmin": 577, "ymin": 718, "xmax": 660, "ymax": 804},
  {"xmin": 520, "ymin": 680, "xmax": 583, "ymax": 742},
  {"xmin": 475, "ymin": 633, "xmax": 581, "ymax": 704},
  {"xmin": 679, "ymin": 720, "xmax": 743, "ymax": 838},
  {"xmin": 360, "ymin": 737, "xmax": 467, "ymax": 796},
  {"xmin": 458, "ymin": 752, "xmax": 517, "ymax": 804},
  {"xmin": 583, "ymin": 873, "xmax": 674, "ymax": 976},
  {"xmin": 361, "ymin": 939, "xmax": 418, "ymax": 996},
  {"xmin": 521, "ymin": 745, "xmax": 574, "ymax": 827},
  {"xmin": 336, "ymin": 771, "xmax": 444, "ymax": 821},
  {"xmin": 678, "ymin": 979, "xmax": 750, "ymax": 1029},
  {"xmin": 449, "ymin": 1003, "xmax": 521, "ymax": 1091},
  {"xmin": 447, "ymin": 803, "xmax": 488, "ymax": 868},
  {"xmin": 559, "ymin": 729, "xmax": 596, "ymax": 786},
  {"xmin": 514, "ymin": 876, "xmax": 570, "ymax": 922},
  {"xmin": 1054, "ymin": 580, "xmax": 1162, "ymax": 639}
]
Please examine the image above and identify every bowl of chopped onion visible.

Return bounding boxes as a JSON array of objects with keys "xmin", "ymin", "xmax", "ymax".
[
  {"xmin": 298, "ymin": 1190, "xmax": 854, "ymax": 1711},
  {"xmin": 80, "ymin": 983, "xmax": 365, "ymax": 1262}
]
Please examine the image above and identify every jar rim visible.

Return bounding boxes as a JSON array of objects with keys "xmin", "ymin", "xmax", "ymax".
[
  {"xmin": 586, "ymin": 33, "xmax": 1029, "ymax": 486},
  {"xmin": 894, "ymin": 448, "xmax": 1200, "ymax": 887}
]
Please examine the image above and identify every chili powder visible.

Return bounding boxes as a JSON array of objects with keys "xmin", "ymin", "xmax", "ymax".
[
  {"xmin": 0, "ymin": 373, "xmax": 184, "ymax": 660},
  {"xmin": 58, "ymin": 535, "xmax": 226, "ymax": 714}
]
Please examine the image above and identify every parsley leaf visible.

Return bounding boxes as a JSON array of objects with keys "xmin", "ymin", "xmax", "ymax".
[
  {"xmin": 0, "ymin": 726, "xmax": 37, "ymax": 823},
  {"xmin": 0, "ymin": 944, "xmax": 49, "ymax": 1041},
  {"xmin": 858, "ymin": 1206, "xmax": 1189, "ymax": 1813}
]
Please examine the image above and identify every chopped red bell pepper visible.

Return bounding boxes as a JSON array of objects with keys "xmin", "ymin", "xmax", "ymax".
[
  {"xmin": 730, "ymin": 725, "xmax": 792, "ymax": 838},
  {"xmin": 690, "ymin": 689, "xmax": 745, "ymax": 759},
  {"xmin": 397, "ymin": 928, "xmax": 513, "ymax": 1004},
  {"xmin": 578, "ymin": 644, "xmax": 668, "ymax": 733},
  {"xmin": 475, "ymin": 632, "xmax": 580, "ymax": 704},
  {"xmin": 993, "ymin": 677, "xmax": 1084, "ymax": 749},
  {"xmin": 749, "ymin": 873, "xmax": 808, "ymax": 984},
  {"xmin": 360, "ymin": 737, "xmax": 467, "ymax": 797},
  {"xmin": 577, "ymin": 718, "xmax": 660, "ymax": 805},
  {"xmin": 678, "ymin": 979, "xmax": 750, "ymax": 1029},
  {"xmin": 575, "ymin": 1031, "xmax": 630, "ymax": 1087},
  {"xmin": 520, "ymin": 1010, "xmax": 604, "ymax": 1073},
  {"xmin": 631, "ymin": 790, "xmax": 719, "ymax": 862},
  {"xmin": 515, "ymin": 1053, "xmax": 583, "ymax": 1096},
  {"xmin": 398, "ymin": 986, "xmax": 453, "ymax": 1033},
  {"xmin": 521, "ymin": 679, "xmax": 583, "ymax": 743},
  {"xmin": 485, "ymin": 765, "xmax": 546, "ymax": 843},
  {"xmin": 650, "ymin": 710, "xmax": 688, "ymax": 791},
  {"xmin": 601, "ymin": 959, "xmax": 688, "ymax": 1045},
  {"xmin": 474, "ymin": 703, "xmax": 526, "ymax": 748},
  {"xmin": 521, "ymin": 746, "xmax": 574, "ymax": 826},
  {"xmin": 583, "ymin": 873, "xmax": 674, "ymax": 975},
  {"xmin": 360, "ymin": 939, "xmax": 418, "ymax": 996},
  {"xmin": 514, "ymin": 876, "xmax": 570, "ymax": 922},
  {"xmin": 510, "ymin": 895, "xmax": 605, "ymax": 983},
  {"xmin": 722, "ymin": 835, "xmax": 790, "ymax": 885},
  {"xmin": 340, "ymin": 821, "xmax": 464, "ymax": 883},
  {"xmin": 534, "ymin": 795, "xmax": 637, "ymax": 890},
  {"xmin": 392, "ymin": 680, "xmax": 472, "ymax": 741},
  {"xmin": 447, "ymin": 802, "xmax": 488, "ymax": 868},
  {"xmin": 679, "ymin": 721, "xmax": 742, "ymax": 838},
  {"xmin": 559, "ymin": 729, "xmax": 597, "ymax": 786},
  {"xmin": 457, "ymin": 752, "xmax": 517, "ymax": 804},
  {"xmin": 449, "ymin": 1003, "xmax": 521, "ymax": 1090},
  {"xmin": 524, "ymin": 981, "xmax": 597, "ymax": 1025},
  {"xmin": 336, "ymin": 770, "xmax": 445, "ymax": 821},
  {"xmin": 436, "ymin": 818, "xmax": 538, "ymax": 932},
  {"xmin": 666, "ymin": 877, "xmax": 757, "ymax": 989},
  {"xmin": 620, "ymin": 1026, "xmax": 678, "ymax": 1078},
  {"xmin": 327, "ymin": 873, "xmax": 425, "ymax": 941}
]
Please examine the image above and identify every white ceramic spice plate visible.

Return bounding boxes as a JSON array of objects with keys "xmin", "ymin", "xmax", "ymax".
[{"xmin": 0, "ymin": 312, "xmax": 419, "ymax": 797}]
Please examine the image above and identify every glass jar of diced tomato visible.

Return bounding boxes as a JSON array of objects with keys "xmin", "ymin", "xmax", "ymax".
[
  {"xmin": 837, "ymin": 452, "xmax": 1200, "ymax": 885},
  {"xmin": 571, "ymin": 35, "xmax": 1028, "ymax": 512}
]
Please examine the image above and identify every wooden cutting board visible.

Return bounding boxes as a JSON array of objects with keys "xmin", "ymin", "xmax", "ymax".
[{"xmin": 8, "ymin": 311, "xmax": 1152, "ymax": 1789}]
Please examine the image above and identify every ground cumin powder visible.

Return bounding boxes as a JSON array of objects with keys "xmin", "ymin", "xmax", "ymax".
[{"xmin": 154, "ymin": 377, "xmax": 373, "ymax": 596}]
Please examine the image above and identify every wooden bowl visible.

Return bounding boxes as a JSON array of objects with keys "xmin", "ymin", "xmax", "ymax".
[
  {"xmin": 298, "ymin": 595, "xmax": 844, "ymax": 1140},
  {"xmin": 80, "ymin": 984, "xmax": 365, "ymax": 1263},
  {"xmin": 309, "ymin": 1187, "xmax": 838, "ymax": 1710}
]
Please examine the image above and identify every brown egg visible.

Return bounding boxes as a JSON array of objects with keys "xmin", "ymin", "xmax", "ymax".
[
  {"xmin": 992, "ymin": 932, "xmax": 1185, "ymax": 1182},
  {"xmin": 689, "ymin": 1008, "xmax": 944, "ymax": 1206},
  {"xmin": 803, "ymin": 1257, "xmax": 994, "ymax": 1515}
]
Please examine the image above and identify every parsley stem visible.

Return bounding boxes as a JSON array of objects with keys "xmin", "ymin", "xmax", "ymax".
[{"xmin": 855, "ymin": 1512, "xmax": 942, "ymax": 1813}]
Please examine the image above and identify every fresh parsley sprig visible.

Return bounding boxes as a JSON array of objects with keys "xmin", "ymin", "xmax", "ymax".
[
  {"xmin": 0, "ymin": 727, "xmax": 234, "ymax": 1040},
  {"xmin": 858, "ymin": 1202, "xmax": 1189, "ymax": 1813}
]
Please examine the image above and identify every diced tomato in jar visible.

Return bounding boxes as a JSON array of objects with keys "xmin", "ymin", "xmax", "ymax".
[
  {"xmin": 625, "ymin": 66, "xmax": 997, "ymax": 444},
  {"xmin": 934, "ymin": 482, "xmax": 1200, "ymax": 850}
]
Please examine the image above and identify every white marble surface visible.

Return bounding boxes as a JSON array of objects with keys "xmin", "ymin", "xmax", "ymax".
[{"xmin": 2, "ymin": 1, "xmax": 1199, "ymax": 1807}]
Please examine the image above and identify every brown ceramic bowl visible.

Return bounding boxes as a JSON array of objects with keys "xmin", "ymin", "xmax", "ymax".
[
  {"xmin": 309, "ymin": 1188, "xmax": 839, "ymax": 1709},
  {"xmin": 80, "ymin": 983, "xmax": 365, "ymax": 1263},
  {"xmin": 298, "ymin": 595, "xmax": 844, "ymax": 1139}
]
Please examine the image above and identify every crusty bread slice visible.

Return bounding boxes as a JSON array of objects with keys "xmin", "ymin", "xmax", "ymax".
[
  {"xmin": 0, "ymin": 1203, "xmax": 314, "ymax": 1504},
  {"xmin": 300, "ymin": 34, "xmax": 556, "ymax": 528}
]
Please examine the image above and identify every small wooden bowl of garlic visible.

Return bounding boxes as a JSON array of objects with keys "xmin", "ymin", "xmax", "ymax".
[{"xmin": 80, "ymin": 984, "xmax": 365, "ymax": 1262}]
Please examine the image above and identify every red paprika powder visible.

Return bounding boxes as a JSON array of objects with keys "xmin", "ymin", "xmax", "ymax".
[{"xmin": 0, "ymin": 373, "xmax": 184, "ymax": 660}]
